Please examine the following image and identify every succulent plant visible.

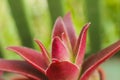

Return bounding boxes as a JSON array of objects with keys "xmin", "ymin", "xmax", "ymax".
[{"xmin": 0, "ymin": 13, "xmax": 120, "ymax": 80}]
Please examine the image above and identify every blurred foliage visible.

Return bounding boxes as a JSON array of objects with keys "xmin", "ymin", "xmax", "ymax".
[
  {"xmin": 84, "ymin": 0, "xmax": 102, "ymax": 54},
  {"xmin": 0, "ymin": 45, "xmax": 3, "ymax": 58},
  {"xmin": 8, "ymin": 0, "xmax": 34, "ymax": 48},
  {"xmin": 105, "ymin": 0, "xmax": 120, "ymax": 37},
  {"xmin": 47, "ymin": 0, "xmax": 63, "ymax": 25}
]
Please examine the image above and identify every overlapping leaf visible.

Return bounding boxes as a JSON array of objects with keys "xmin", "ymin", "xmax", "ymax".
[
  {"xmin": 80, "ymin": 40, "xmax": 120, "ymax": 80},
  {"xmin": 0, "ymin": 59, "xmax": 48, "ymax": 80},
  {"xmin": 7, "ymin": 47, "xmax": 48, "ymax": 73},
  {"xmin": 46, "ymin": 61, "xmax": 79, "ymax": 80},
  {"xmin": 0, "ymin": 12, "xmax": 119, "ymax": 80}
]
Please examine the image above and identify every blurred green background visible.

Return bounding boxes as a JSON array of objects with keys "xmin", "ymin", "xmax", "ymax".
[{"xmin": 0, "ymin": 0, "xmax": 120, "ymax": 80}]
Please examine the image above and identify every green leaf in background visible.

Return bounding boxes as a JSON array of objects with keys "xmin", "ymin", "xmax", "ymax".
[
  {"xmin": 7, "ymin": 0, "xmax": 34, "ymax": 48},
  {"xmin": 105, "ymin": 0, "xmax": 120, "ymax": 38},
  {"xmin": 0, "ymin": 45, "xmax": 3, "ymax": 58},
  {"xmin": 47, "ymin": 0, "xmax": 63, "ymax": 26},
  {"xmin": 84, "ymin": 0, "xmax": 102, "ymax": 54}
]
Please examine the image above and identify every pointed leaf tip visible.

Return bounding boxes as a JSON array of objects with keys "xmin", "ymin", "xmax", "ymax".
[
  {"xmin": 7, "ymin": 46, "xmax": 47, "ymax": 73},
  {"xmin": 75, "ymin": 23, "xmax": 90, "ymax": 66},
  {"xmin": 52, "ymin": 17, "xmax": 67, "ymax": 39},
  {"xmin": 63, "ymin": 12, "xmax": 77, "ymax": 48},
  {"xmin": 34, "ymin": 39, "xmax": 50, "ymax": 64},
  {"xmin": 0, "ymin": 59, "xmax": 47, "ymax": 80}
]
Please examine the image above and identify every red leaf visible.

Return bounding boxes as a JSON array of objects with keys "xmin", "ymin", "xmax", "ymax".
[
  {"xmin": 52, "ymin": 17, "xmax": 73, "ymax": 54},
  {"xmin": 0, "ymin": 71, "xmax": 3, "ymax": 80},
  {"xmin": 52, "ymin": 37, "xmax": 70, "ymax": 61},
  {"xmin": 63, "ymin": 12, "xmax": 77, "ymax": 48},
  {"xmin": 0, "ymin": 59, "xmax": 48, "ymax": 80},
  {"xmin": 35, "ymin": 39, "xmax": 50, "ymax": 64},
  {"xmin": 98, "ymin": 68, "xmax": 105, "ymax": 80},
  {"xmin": 46, "ymin": 61, "xmax": 79, "ymax": 80},
  {"xmin": 80, "ymin": 40, "xmax": 120, "ymax": 80},
  {"xmin": 75, "ymin": 23, "xmax": 90, "ymax": 66},
  {"xmin": 52, "ymin": 17, "xmax": 67, "ymax": 39},
  {"xmin": 7, "ymin": 46, "xmax": 48, "ymax": 73}
]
